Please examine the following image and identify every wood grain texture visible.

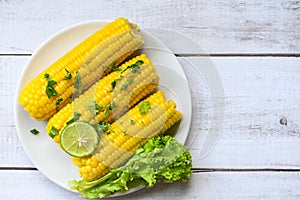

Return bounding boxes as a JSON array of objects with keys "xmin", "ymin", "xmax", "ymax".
[
  {"xmin": 2, "ymin": 56, "xmax": 300, "ymax": 169},
  {"xmin": 1, "ymin": 1, "xmax": 299, "ymax": 199},
  {"xmin": 0, "ymin": 0, "xmax": 299, "ymax": 54},
  {"xmin": 1, "ymin": 170, "xmax": 300, "ymax": 200},
  {"xmin": 0, "ymin": 56, "xmax": 33, "ymax": 166},
  {"xmin": 185, "ymin": 56, "xmax": 300, "ymax": 169}
]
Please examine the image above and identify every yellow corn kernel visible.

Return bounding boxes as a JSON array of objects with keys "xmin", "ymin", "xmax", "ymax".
[
  {"xmin": 46, "ymin": 54, "xmax": 159, "ymax": 142},
  {"xmin": 76, "ymin": 91, "xmax": 182, "ymax": 181},
  {"xmin": 19, "ymin": 18, "xmax": 143, "ymax": 120}
]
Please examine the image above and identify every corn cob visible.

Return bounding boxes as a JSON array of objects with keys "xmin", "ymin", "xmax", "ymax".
[
  {"xmin": 46, "ymin": 54, "xmax": 159, "ymax": 143},
  {"xmin": 72, "ymin": 91, "xmax": 182, "ymax": 181},
  {"xmin": 18, "ymin": 17, "xmax": 144, "ymax": 120}
]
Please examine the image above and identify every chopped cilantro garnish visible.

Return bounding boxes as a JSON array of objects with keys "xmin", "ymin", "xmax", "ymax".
[
  {"xmin": 87, "ymin": 101, "xmax": 104, "ymax": 115},
  {"xmin": 110, "ymin": 77, "xmax": 123, "ymax": 93},
  {"xmin": 55, "ymin": 98, "xmax": 63, "ymax": 112},
  {"xmin": 121, "ymin": 60, "xmax": 144, "ymax": 74},
  {"xmin": 130, "ymin": 119, "xmax": 135, "ymax": 125},
  {"xmin": 105, "ymin": 109, "xmax": 110, "ymax": 117},
  {"xmin": 139, "ymin": 101, "xmax": 151, "ymax": 115},
  {"xmin": 63, "ymin": 69, "xmax": 72, "ymax": 80},
  {"xmin": 74, "ymin": 112, "xmax": 81, "ymax": 121},
  {"xmin": 135, "ymin": 60, "xmax": 144, "ymax": 65},
  {"xmin": 104, "ymin": 102, "xmax": 118, "ymax": 116},
  {"xmin": 110, "ymin": 79, "xmax": 118, "ymax": 92},
  {"xmin": 111, "ymin": 102, "xmax": 118, "ymax": 110},
  {"xmin": 49, "ymin": 126, "xmax": 59, "ymax": 138},
  {"xmin": 121, "ymin": 76, "xmax": 134, "ymax": 90},
  {"xmin": 56, "ymin": 98, "xmax": 63, "ymax": 106},
  {"xmin": 106, "ymin": 104, "xmax": 112, "ymax": 110},
  {"xmin": 94, "ymin": 122, "xmax": 111, "ymax": 134},
  {"xmin": 108, "ymin": 62, "xmax": 121, "ymax": 71},
  {"xmin": 74, "ymin": 71, "xmax": 82, "ymax": 94},
  {"xmin": 66, "ymin": 119, "xmax": 74, "ymax": 126},
  {"xmin": 30, "ymin": 129, "xmax": 39, "ymax": 135},
  {"xmin": 131, "ymin": 65, "xmax": 141, "ymax": 73},
  {"xmin": 66, "ymin": 112, "xmax": 81, "ymax": 125},
  {"xmin": 103, "ymin": 62, "xmax": 121, "ymax": 75},
  {"xmin": 44, "ymin": 73, "xmax": 57, "ymax": 98},
  {"xmin": 99, "ymin": 121, "xmax": 110, "ymax": 131},
  {"xmin": 107, "ymin": 102, "xmax": 117, "ymax": 110}
]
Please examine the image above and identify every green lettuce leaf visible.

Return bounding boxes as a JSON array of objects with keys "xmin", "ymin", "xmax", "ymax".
[{"xmin": 69, "ymin": 135, "xmax": 192, "ymax": 199}]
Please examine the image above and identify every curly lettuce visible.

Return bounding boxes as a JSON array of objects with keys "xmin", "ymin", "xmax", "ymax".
[{"xmin": 69, "ymin": 135, "xmax": 192, "ymax": 199}]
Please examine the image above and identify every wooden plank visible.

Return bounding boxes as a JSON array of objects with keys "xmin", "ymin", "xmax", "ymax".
[
  {"xmin": 1, "ymin": 170, "xmax": 300, "ymax": 199},
  {"xmin": 2, "ymin": 56, "xmax": 300, "ymax": 169},
  {"xmin": 0, "ymin": 0, "xmax": 299, "ymax": 54},
  {"xmin": 0, "ymin": 56, "xmax": 33, "ymax": 166},
  {"xmin": 184, "ymin": 57, "xmax": 300, "ymax": 169}
]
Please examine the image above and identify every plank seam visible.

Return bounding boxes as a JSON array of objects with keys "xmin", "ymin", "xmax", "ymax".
[
  {"xmin": 0, "ymin": 167, "xmax": 37, "ymax": 170},
  {"xmin": 175, "ymin": 53, "xmax": 300, "ymax": 57},
  {"xmin": 0, "ymin": 53, "xmax": 300, "ymax": 57},
  {"xmin": 192, "ymin": 168, "xmax": 300, "ymax": 172},
  {"xmin": 1, "ymin": 167, "xmax": 300, "ymax": 172}
]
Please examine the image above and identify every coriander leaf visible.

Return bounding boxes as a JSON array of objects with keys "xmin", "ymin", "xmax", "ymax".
[
  {"xmin": 94, "ymin": 122, "xmax": 111, "ymax": 135},
  {"xmin": 106, "ymin": 103, "xmax": 112, "ymax": 110},
  {"xmin": 30, "ymin": 129, "xmax": 39, "ymax": 135},
  {"xmin": 87, "ymin": 101, "xmax": 104, "ymax": 115},
  {"xmin": 131, "ymin": 65, "xmax": 140, "ymax": 73},
  {"xmin": 46, "ymin": 86, "xmax": 57, "ymax": 98},
  {"xmin": 103, "ymin": 62, "xmax": 121, "ymax": 75},
  {"xmin": 74, "ymin": 112, "xmax": 81, "ymax": 121},
  {"xmin": 95, "ymin": 103, "xmax": 104, "ymax": 113},
  {"xmin": 44, "ymin": 73, "xmax": 50, "ymax": 81},
  {"xmin": 55, "ymin": 98, "xmax": 63, "ymax": 112},
  {"xmin": 110, "ymin": 77, "xmax": 123, "ymax": 93},
  {"xmin": 139, "ymin": 101, "xmax": 151, "ymax": 115},
  {"xmin": 104, "ymin": 109, "xmax": 110, "ymax": 117},
  {"xmin": 104, "ymin": 102, "xmax": 117, "ymax": 116},
  {"xmin": 111, "ymin": 102, "xmax": 118, "ymax": 110},
  {"xmin": 74, "ymin": 71, "xmax": 82, "ymax": 95},
  {"xmin": 44, "ymin": 73, "xmax": 58, "ymax": 98},
  {"xmin": 66, "ymin": 118, "xmax": 75, "ymax": 126},
  {"xmin": 121, "ymin": 60, "xmax": 144, "ymax": 74},
  {"xmin": 49, "ymin": 126, "xmax": 59, "ymax": 138},
  {"xmin": 108, "ymin": 62, "xmax": 121, "ymax": 72},
  {"xmin": 98, "ymin": 121, "xmax": 110, "ymax": 132},
  {"xmin": 135, "ymin": 60, "xmax": 144, "ymax": 65},
  {"xmin": 66, "ymin": 112, "xmax": 81, "ymax": 125},
  {"xmin": 130, "ymin": 119, "xmax": 135, "ymax": 125},
  {"xmin": 56, "ymin": 98, "xmax": 63, "ymax": 106},
  {"xmin": 63, "ymin": 69, "xmax": 72, "ymax": 80},
  {"xmin": 110, "ymin": 79, "xmax": 118, "ymax": 92},
  {"xmin": 120, "ymin": 76, "xmax": 134, "ymax": 90}
]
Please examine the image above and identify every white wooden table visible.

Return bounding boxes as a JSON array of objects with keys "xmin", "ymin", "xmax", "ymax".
[{"xmin": 1, "ymin": 0, "xmax": 300, "ymax": 199}]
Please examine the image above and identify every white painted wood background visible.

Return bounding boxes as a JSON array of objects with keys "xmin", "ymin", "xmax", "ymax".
[{"xmin": 1, "ymin": 0, "xmax": 300, "ymax": 199}]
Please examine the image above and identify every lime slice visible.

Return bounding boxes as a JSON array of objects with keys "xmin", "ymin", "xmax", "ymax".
[{"xmin": 60, "ymin": 121, "xmax": 99, "ymax": 158}]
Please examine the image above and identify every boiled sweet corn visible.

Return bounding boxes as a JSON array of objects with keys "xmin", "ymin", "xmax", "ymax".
[
  {"xmin": 19, "ymin": 17, "xmax": 144, "ymax": 120},
  {"xmin": 46, "ymin": 54, "xmax": 159, "ymax": 143},
  {"xmin": 72, "ymin": 91, "xmax": 182, "ymax": 181}
]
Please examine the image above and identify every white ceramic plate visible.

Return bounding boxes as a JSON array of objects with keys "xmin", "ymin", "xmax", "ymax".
[{"xmin": 14, "ymin": 20, "xmax": 192, "ymax": 196}]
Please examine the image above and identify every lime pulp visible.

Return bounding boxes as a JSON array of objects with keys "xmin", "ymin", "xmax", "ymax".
[{"xmin": 60, "ymin": 121, "xmax": 99, "ymax": 158}]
